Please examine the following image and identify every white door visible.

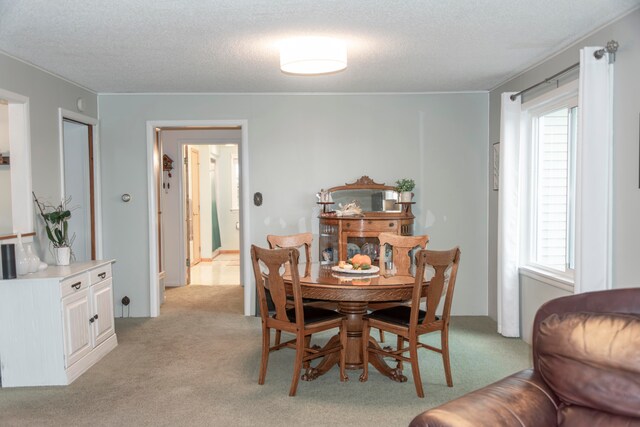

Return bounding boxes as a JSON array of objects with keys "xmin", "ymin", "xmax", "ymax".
[
  {"xmin": 91, "ymin": 279, "xmax": 115, "ymax": 347},
  {"xmin": 62, "ymin": 289, "xmax": 92, "ymax": 367},
  {"xmin": 63, "ymin": 119, "xmax": 94, "ymax": 262}
]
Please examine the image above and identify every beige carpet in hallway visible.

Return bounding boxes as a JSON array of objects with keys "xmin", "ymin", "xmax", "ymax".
[{"xmin": 0, "ymin": 285, "xmax": 531, "ymax": 426}]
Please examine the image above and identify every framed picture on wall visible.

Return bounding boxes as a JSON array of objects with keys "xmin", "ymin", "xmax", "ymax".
[{"xmin": 493, "ymin": 142, "xmax": 500, "ymax": 191}]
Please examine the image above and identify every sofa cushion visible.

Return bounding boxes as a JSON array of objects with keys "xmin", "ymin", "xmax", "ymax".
[{"xmin": 536, "ymin": 312, "xmax": 640, "ymax": 419}]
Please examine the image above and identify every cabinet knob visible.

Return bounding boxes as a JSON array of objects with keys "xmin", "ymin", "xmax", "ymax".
[
  {"xmin": 98, "ymin": 272, "xmax": 107, "ymax": 279},
  {"xmin": 71, "ymin": 282, "xmax": 82, "ymax": 290},
  {"xmin": 94, "ymin": 314, "xmax": 99, "ymax": 320},
  {"xmin": 389, "ymin": 222, "xmax": 395, "ymax": 227},
  {"xmin": 346, "ymin": 223, "xmax": 351, "ymax": 228},
  {"xmin": 89, "ymin": 317, "xmax": 95, "ymax": 323}
]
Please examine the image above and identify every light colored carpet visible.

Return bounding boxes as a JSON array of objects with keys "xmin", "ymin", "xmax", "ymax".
[{"xmin": 0, "ymin": 285, "xmax": 531, "ymax": 426}]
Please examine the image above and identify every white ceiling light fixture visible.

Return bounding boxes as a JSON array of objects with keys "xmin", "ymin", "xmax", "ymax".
[{"xmin": 280, "ymin": 37, "xmax": 347, "ymax": 75}]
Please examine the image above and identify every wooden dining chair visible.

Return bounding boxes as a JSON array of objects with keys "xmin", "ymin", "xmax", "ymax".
[
  {"xmin": 251, "ymin": 244, "xmax": 347, "ymax": 396},
  {"xmin": 267, "ymin": 233, "xmax": 313, "ymax": 276},
  {"xmin": 378, "ymin": 232, "xmax": 429, "ymax": 276},
  {"xmin": 267, "ymin": 233, "xmax": 328, "ymax": 346},
  {"xmin": 361, "ymin": 247, "xmax": 461, "ymax": 398},
  {"xmin": 373, "ymin": 232, "xmax": 429, "ymax": 342}
]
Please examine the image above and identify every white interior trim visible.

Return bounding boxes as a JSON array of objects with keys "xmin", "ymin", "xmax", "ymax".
[
  {"xmin": 145, "ymin": 120, "xmax": 251, "ymax": 317},
  {"xmin": 519, "ymin": 266, "xmax": 574, "ymax": 293},
  {"xmin": 58, "ymin": 108, "xmax": 103, "ymax": 259}
]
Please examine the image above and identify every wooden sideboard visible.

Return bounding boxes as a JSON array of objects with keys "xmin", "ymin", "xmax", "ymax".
[{"xmin": 318, "ymin": 176, "xmax": 414, "ymax": 264}]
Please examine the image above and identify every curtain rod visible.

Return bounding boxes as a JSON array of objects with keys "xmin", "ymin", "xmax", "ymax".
[{"xmin": 510, "ymin": 40, "xmax": 619, "ymax": 101}]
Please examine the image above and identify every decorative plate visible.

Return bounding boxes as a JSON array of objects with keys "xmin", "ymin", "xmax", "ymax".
[
  {"xmin": 331, "ymin": 265, "xmax": 380, "ymax": 274},
  {"xmin": 346, "ymin": 243, "xmax": 361, "ymax": 259}
]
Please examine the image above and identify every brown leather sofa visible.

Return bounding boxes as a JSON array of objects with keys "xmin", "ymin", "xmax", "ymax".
[{"xmin": 409, "ymin": 288, "xmax": 640, "ymax": 427}]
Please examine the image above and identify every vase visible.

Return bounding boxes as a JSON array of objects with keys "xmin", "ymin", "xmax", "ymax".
[
  {"xmin": 15, "ymin": 234, "xmax": 30, "ymax": 276},
  {"xmin": 55, "ymin": 247, "xmax": 71, "ymax": 266},
  {"xmin": 399, "ymin": 191, "xmax": 413, "ymax": 203},
  {"xmin": 1, "ymin": 243, "xmax": 17, "ymax": 279},
  {"xmin": 25, "ymin": 243, "xmax": 40, "ymax": 273}
]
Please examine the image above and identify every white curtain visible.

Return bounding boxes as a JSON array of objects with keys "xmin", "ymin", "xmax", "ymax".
[
  {"xmin": 497, "ymin": 92, "xmax": 523, "ymax": 338},
  {"xmin": 574, "ymin": 47, "xmax": 613, "ymax": 294}
]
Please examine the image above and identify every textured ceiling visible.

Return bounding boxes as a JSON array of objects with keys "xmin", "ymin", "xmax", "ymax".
[{"xmin": 0, "ymin": 0, "xmax": 638, "ymax": 93}]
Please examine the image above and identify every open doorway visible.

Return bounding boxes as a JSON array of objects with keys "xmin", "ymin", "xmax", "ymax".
[
  {"xmin": 58, "ymin": 109, "xmax": 101, "ymax": 262},
  {"xmin": 183, "ymin": 142, "xmax": 240, "ymax": 287},
  {"xmin": 146, "ymin": 120, "xmax": 251, "ymax": 317},
  {"xmin": 155, "ymin": 128, "xmax": 242, "ymax": 314}
]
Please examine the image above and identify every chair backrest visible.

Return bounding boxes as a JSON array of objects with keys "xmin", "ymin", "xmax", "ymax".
[
  {"xmin": 267, "ymin": 233, "xmax": 313, "ymax": 263},
  {"xmin": 410, "ymin": 247, "xmax": 461, "ymax": 327},
  {"xmin": 378, "ymin": 232, "xmax": 429, "ymax": 276},
  {"xmin": 251, "ymin": 245, "xmax": 304, "ymax": 326}
]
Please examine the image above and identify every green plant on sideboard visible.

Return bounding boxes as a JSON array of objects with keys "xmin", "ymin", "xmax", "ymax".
[
  {"xmin": 395, "ymin": 179, "xmax": 415, "ymax": 193},
  {"xmin": 32, "ymin": 192, "xmax": 74, "ymax": 249}
]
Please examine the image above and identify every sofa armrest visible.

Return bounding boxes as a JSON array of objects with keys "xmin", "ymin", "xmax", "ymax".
[{"xmin": 409, "ymin": 369, "xmax": 558, "ymax": 427}]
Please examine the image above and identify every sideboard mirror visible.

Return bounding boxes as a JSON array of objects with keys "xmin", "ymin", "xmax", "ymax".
[{"xmin": 326, "ymin": 176, "xmax": 400, "ymax": 213}]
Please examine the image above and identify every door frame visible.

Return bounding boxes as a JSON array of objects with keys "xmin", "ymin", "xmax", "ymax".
[
  {"xmin": 58, "ymin": 108, "xmax": 102, "ymax": 259},
  {"xmin": 187, "ymin": 146, "xmax": 202, "ymax": 268},
  {"xmin": 145, "ymin": 120, "xmax": 252, "ymax": 317}
]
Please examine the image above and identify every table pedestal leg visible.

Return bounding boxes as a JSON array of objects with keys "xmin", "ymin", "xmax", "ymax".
[
  {"xmin": 301, "ymin": 301, "xmax": 366, "ymax": 380},
  {"xmin": 301, "ymin": 301, "xmax": 406, "ymax": 382}
]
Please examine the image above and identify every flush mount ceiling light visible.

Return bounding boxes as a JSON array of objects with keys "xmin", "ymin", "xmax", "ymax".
[{"xmin": 280, "ymin": 37, "xmax": 347, "ymax": 75}]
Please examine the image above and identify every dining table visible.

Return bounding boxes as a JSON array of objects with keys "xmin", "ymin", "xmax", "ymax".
[{"xmin": 280, "ymin": 262, "xmax": 428, "ymax": 383}]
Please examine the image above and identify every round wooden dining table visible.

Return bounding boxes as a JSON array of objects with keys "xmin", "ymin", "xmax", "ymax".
[{"xmin": 282, "ymin": 262, "xmax": 428, "ymax": 382}]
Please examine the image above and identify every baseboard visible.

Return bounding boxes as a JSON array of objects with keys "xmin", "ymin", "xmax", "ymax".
[{"xmin": 219, "ymin": 250, "xmax": 240, "ymax": 254}]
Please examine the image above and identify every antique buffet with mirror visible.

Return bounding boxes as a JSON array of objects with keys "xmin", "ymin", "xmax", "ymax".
[{"xmin": 317, "ymin": 176, "xmax": 414, "ymax": 265}]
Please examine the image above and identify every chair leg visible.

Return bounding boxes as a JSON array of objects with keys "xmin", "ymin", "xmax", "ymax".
[
  {"xmin": 409, "ymin": 339, "xmax": 424, "ymax": 398},
  {"xmin": 289, "ymin": 332, "xmax": 305, "ymax": 396},
  {"xmin": 442, "ymin": 327, "xmax": 453, "ymax": 387},
  {"xmin": 379, "ymin": 329, "xmax": 385, "ymax": 343},
  {"xmin": 339, "ymin": 319, "xmax": 348, "ymax": 382},
  {"xmin": 258, "ymin": 326, "xmax": 270, "ymax": 385},
  {"xmin": 396, "ymin": 335, "xmax": 404, "ymax": 370},
  {"xmin": 360, "ymin": 319, "xmax": 370, "ymax": 382},
  {"xmin": 274, "ymin": 330, "xmax": 282, "ymax": 347}
]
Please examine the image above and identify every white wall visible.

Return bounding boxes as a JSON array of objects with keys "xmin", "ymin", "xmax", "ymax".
[
  {"xmin": 0, "ymin": 52, "xmax": 97, "ymax": 263},
  {"xmin": 99, "ymin": 93, "xmax": 488, "ymax": 316},
  {"xmin": 488, "ymin": 10, "xmax": 640, "ymax": 328}
]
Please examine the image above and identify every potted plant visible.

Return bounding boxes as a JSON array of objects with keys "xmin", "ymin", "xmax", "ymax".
[
  {"xmin": 395, "ymin": 178, "xmax": 415, "ymax": 202},
  {"xmin": 33, "ymin": 193, "xmax": 74, "ymax": 265}
]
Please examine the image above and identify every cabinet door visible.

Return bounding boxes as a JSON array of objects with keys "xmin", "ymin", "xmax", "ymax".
[
  {"xmin": 91, "ymin": 278, "xmax": 115, "ymax": 347},
  {"xmin": 62, "ymin": 289, "xmax": 93, "ymax": 367}
]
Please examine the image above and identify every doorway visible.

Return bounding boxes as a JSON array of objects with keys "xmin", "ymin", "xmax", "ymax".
[
  {"xmin": 146, "ymin": 120, "xmax": 251, "ymax": 317},
  {"xmin": 152, "ymin": 127, "xmax": 243, "ymax": 313},
  {"xmin": 59, "ymin": 109, "xmax": 100, "ymax": 262},
  {"xmin": 183, "ymin": 143, "xmax": 240, "ymax": 287}
]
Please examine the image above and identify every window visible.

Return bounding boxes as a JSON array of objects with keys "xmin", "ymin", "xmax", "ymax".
[{"xmin": 523, "ymin": 85, "xmax": 578, "ymax": 277}]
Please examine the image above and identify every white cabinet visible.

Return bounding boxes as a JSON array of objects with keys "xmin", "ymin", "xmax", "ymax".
[{"xmin": 0, "ymin": 260, "xmax": 117, "ymax": 387}]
